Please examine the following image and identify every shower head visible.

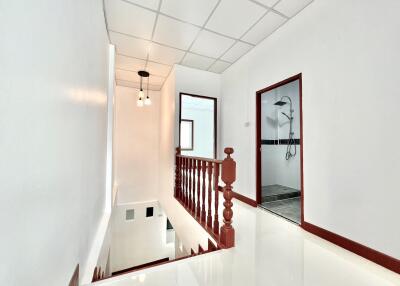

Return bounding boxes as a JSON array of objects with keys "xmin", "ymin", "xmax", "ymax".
[{"xmin": 274, "ymin": 100, "xmax": 287, "ymax": 106}]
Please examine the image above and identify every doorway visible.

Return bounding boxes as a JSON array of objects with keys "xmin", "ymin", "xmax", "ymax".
[
  {"xmin": 179, "ymin": 93, "xmax": 217, "ymax": 159},
  {"xmin": 256, "ymin": 74, "xmax": 304, "ymax": 224}
]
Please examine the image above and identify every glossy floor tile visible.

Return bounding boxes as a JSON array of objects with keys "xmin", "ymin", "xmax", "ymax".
[{"xmin": 90, "ymin": 199, "xmax": 400, "ymax": 286}]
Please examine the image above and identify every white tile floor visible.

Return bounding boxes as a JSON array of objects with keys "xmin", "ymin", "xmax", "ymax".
[{"xmin": 90, "ymin": 199, "xmax": 400, "ymax": 286}]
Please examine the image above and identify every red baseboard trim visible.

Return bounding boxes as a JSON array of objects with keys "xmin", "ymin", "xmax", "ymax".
[
  {"xmin": 233, "ymin": 192, "xmax": 257, "ymax": 207},
  {"xmin": 302, "ymin": 221, "xmax": 400, "ymax": 274},
  {"xmin": 112, "ymin": 257, "xmax": 170, "ymax": 276}
]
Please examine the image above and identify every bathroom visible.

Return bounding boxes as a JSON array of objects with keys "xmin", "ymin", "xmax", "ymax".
[{"xmin": 258, "ymin": 77, "xmax": 302, "ymax": 224}]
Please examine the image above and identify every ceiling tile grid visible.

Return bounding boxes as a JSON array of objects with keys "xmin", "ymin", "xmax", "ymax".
[
  {"xmin": 105, "ymin": 0, "xmax": 315, "ymax": 90},
  {"xmin": 190, "ymin": 30, "xmax": 235, "ymax": 59}
]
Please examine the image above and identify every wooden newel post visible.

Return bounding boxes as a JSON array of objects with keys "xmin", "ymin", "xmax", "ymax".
[
  {"xmin": 175, "ymin": 147, "xmax": 181, "ymax": 199},
  {"xmin": 220, "ymin": 147, "xmax": 235, "ymax": 248}
]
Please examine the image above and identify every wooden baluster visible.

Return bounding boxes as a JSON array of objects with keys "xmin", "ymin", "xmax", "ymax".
[
  {"xmin": 213, "ymin": 162, "xmax": 220, "ymax": 235},
  {"xmin": 183, "ymin": 158, "xmax": 187, "ymax": 204},
  {"xmin": 196, "ymin": 159, "xmax": 201, "ymax": 219},
  {"xmin": 201, "ymin": 160, "xmax": 206, "ymax": 224},
  {"xmin": 92, "ymin": 267, "xmax": 98, "ymax": 282},
  {"xmin": 192, "ymin": 158, "xmax": 196, "ymax": 214},
  {"xmin": 188, "ymin": 158, "xmax": 192, "ymax": 210},
  {"xmin": 181, "ymin": 157, "xmax": 184, "ymax": 202},
  {"xmin": 186, "ymin": 158, "xmax": 189, "ymax": 206},
  {"xmin": 220, "ymin": 148, "xmax": 236, "ymax": 248},
  {"xmin": 207, "ymin": 161, "xmax": 213, "ymax": 228},
  {"xmin": 180, "ymin": 156, "xmax": 184, "ymax": 201},
  {"xmin": 175, "ymin": 148, "xmax": 181, "ymax": 199}
]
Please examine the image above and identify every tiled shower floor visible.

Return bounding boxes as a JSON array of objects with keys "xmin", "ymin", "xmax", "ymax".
[
  {"xmin": 260, "ymin": 197, "xmax": 301, "ymax": 224},
  {"xmin": 260, "ymin": 185, "xmax": 301, "ymax": 224},
  {"xmin": 261, "ymin": 184, "xmax": 300, "ymax": 202}
]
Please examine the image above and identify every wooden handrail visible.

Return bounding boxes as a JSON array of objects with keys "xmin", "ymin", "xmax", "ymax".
[
  {"xmin": 174, "ymin": 147, "xmax": 236, "ymax": 248},
  {"xmin": 176, "ymin": 154, "xmax": 223, "ymax": 164}
]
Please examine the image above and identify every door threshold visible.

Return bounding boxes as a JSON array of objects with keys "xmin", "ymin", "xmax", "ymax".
[{"xmin": 258, "ymin": 204, "xmax": 300, "ymax": 225}]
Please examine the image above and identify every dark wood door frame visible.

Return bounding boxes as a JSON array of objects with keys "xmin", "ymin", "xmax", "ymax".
[
  {"xmin": 179, "ymin": 92, "xmax": 218, "ymax": 159},
  {"xmin": 255, "ymin": 73, "xmax": 304, "ymax": 225}
]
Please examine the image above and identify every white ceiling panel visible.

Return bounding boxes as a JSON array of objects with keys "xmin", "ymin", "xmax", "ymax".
[
  {"xmin": 110, "ymin": 32, "xmax": 150, "ymax": 59},
  {"xmin": 208, "ymin": 60, "xmax": 231, "ymax": 73},
  {"xmin": 117, "ymin": 80, "xmax": 140, "ymax": 89},
  {"xmin": 115, "ymin": 55, "xmax": 146, "ymax": 72},
  {"xmin": 116, "ymin": 69, "xmax": 165, "ymax": 86},
  {"xmin": 153, "ymin": 15, "xmax": 200, "ymax": 50},
  {"xmin": 242, "ymin": 12, "xmax": 286, "ymax": 44},
  {"xmin": 181, "ymin": 53, "xmax": 215, "ymax": 70},
  {"xmin": 205, "ymin": 0, "xmax": 266, "ymax": 38},
  {"xmin": 124, "ymin": 0, "xmax": 160, "ymax": 10},
  {"xmin": 105, "ymin": 0, "xmax": 156, "ymax": 39},
  {"xmin": 190, "ymin": 30, "xmax": 235, "ymax": 59},
  {"xmin": 148, "ymin": 42, "xmax": 185, "ymax": 65},
  {"xmin": 251, "ymin": 0, "xmax": 280, "ymax": 8},
  {"xmin": 117, "ymin": 80, "xmax": 162, "ymax": 91},
  {"xmin": 274, "ymin": 0, "xmax": 313, "ymax": 17},
  {"xmin": 146, "ymin": 61, "xmax": 172, "ymax": 77},
  {"xmin": 116, "ymin": 69, "xmax": 140, "ymax": 82},
  {"xmin": 160, "ymin": 0, "xmax": 218, "ymax": 26},
  {"xmin": 221, "ymin": 41, "xmax": 253, "ymax": 62},
  {"xmin": 148, "ymin": 74, "xmax": 165, "ymax": 86}
]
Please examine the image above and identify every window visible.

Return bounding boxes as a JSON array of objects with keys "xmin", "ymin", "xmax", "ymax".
[
  {"xmin": 146, "ymin": 207, "xmax": 154, "ymax": 217},
  {"xmin": 166, "ymin": 219, "xmax": 173, "ymax": 230},
  {"xmin": 126, "ymin": 209, "xmax": 135, "ymax": 220},
  {"xmin": 180, "ymin": 119, "xmax": 194, "ymax": 150}
]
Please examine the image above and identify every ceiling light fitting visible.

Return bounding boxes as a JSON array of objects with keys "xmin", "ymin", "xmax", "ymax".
[{"xmin": 137, "ymin": 70, "xmax": 151, "ymax": 107}]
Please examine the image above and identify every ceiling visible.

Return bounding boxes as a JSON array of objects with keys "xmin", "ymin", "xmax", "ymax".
[{"xmin": 105, "ymin": 0, "xmax": 314, "ymax": 91}]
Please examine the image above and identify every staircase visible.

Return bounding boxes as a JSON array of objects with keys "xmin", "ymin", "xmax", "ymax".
[{"xmin": 92, "ymin": 239, "xmax": 219, "ymax": 283}]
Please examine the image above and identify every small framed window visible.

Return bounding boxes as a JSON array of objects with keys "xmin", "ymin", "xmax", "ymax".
[
  {"xmin": 146, "ymin": 207, "xmax": 154, "ymax": 217},
  {"xmin": 166, "ymin": 219, "xmax": 173, "ymax": 230},
  {"xmin": 126, "ymin": 209, "xmax": 135, "ymax": 220},
  {"xmin": 180, "ymin": 119, "xmax": 194, "ymax": 150}
]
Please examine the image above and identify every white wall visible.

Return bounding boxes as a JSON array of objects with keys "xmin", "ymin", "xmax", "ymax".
[
  {"xmin": 221, "ymin": 0, "xmax": 400, "ymax": 259},
  {"xmin": 261, "ymin": 80, "xmax": 301, "ymax": 189},
  {"xmin": 0, "ymin": 1, "xmax": 109, "ymax": 285},
  {"xmin": 110, "ymin": 201, "xmax": 175, "ymax": 272},
  {"xmin": 262, "ymin": 145, "xmax": 301, "ymax": 189},
  {"xmin": 114, "ymin": 86, "xmax": 160, "ymax": 203}
]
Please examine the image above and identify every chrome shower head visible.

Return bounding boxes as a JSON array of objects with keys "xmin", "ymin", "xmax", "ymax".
[{"xmin": 274, "ymin": 100, "xmax": 287, "ymax": 106}]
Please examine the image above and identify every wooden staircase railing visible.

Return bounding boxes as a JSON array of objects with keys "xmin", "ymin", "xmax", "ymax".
[{"xmin": 174, "ymin": 147, "xmax": 236, "ymax": 248}]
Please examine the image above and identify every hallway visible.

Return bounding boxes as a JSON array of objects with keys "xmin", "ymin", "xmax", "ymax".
[
  {"xmin": 3, "ymin": 0, "xmax": 400, "ymax": 284},
  {"xmin": 91, "ymin": 199, "xmax": 400, "ymax": 286}
]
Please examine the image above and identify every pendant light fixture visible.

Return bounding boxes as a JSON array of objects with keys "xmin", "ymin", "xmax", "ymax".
[{"xmin": 137, "ymin": 70, "xmax": 151, "ymax": 107}]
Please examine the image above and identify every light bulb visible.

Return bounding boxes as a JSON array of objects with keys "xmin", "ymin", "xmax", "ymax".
[
  {"xmin": 144, "ymin": 96, "xmax": 151, "ymax": 106},
  {"xmin": 137, "ymin": 97, "xmax": 144, "ymax": 107},
  {"xmin": 138, "ymin": 89, "xmax": 144, "ymax": 99}
]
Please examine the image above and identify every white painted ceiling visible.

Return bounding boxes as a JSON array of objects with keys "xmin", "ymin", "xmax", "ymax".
[{"xmin": 105, "ymin": 0, "xmax": 314, "ymax": 90}]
